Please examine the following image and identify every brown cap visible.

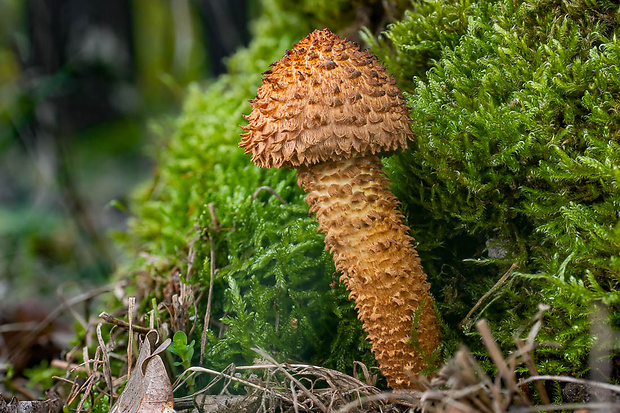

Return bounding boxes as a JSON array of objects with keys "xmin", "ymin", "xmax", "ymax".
[{"xmin": 240, "ymin": 28, "xmax": 413, "ymax": 169}]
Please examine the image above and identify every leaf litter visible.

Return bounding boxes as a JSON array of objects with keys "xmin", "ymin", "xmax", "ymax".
[{"xmin": 3, "ymin": 282, "xmax": 620, "ymax": 412}]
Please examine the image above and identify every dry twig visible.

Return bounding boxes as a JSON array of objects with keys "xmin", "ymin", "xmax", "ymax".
[{"xmin": 99, "ymin": 311, "xmax": 152, "ymax": 334}]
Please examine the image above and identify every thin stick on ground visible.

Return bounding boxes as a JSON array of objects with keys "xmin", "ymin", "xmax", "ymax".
[
  {"xmin": 127, "ymin": 297, "xmax": 135, "ymax": 380},
  {"xmin": 519, "ymin": 375, "xmax": 620, "ymax": 394},
  {"xmin": 509, "ymin": 402, "xmax": 620, "ymax": 412},
  {"xmin": 185, "ymin": 366, "xmax": 295, "ymax": 404},
  {"xmin": 96, "ymin": 323, "xmax": 114, "ymax": 404},
  {"xmin": 99, "ymin": 311, "xmax": 152, "ymax": 334}
]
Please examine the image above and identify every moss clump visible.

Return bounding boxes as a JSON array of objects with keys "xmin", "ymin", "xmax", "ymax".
[{"xmin": 372, "ymin": 0, "xmax": 620, "ymax": 377}]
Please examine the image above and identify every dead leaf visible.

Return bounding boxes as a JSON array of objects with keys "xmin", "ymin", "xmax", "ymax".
[
  {"xmin": 0, "ymin": 389, "xmax": 63, "ymax": 413},
  {"xmin": 110, "ymin": 330, "xmax": 175, "ymax": 413}
]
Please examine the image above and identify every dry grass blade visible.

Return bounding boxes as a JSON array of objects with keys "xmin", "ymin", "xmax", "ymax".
[
  {"xmin": 175, "ymin": 357, "xmax": 393, "ymax": 412},
  {"xmin": 201, "ymin": 202, "xmax": 219, "ymax": 365},
  {"xmin": 512, "ymin": 304, "xmax": 551, "ymax": 411},
  {"xmin": 55, "ymin": 297, "xmax": 619, "ymax": 413},
  {"xmin": 185, "ymin": 366, "xmax": 294, "ymax": 404},
  {"xmin": 73, "ymin": 346, "xmax": 102, "ymax": 413},
  {"xmin": 95, "ymin": 323, "xmax": 114, "ymax": 403},
  {"xmin": 252, "ymin": 186, "xmax": 289, "ymax": 205},
  {"xmin": 252, "ymin": 347, "xmax": 328, "ymax": 413},
  {"xmin": 476, "ymin": 320, "xmax": 512, "ymax": 387},
  {"xmin": 508, "ymin": 401, "xmax": 620, "ymax": 412},
  {"xmin": 353, "ymin": 361, "xmax": 377, "ymax": 387},
  {"xmin": 128, "ymin": 296, "xmax": 135, "ymax": 380},
  {"xmin": 519, "ymin": 375, "xmax": 620, "ymax": 395},
  {"xmin": 515, "ymin": 338, "xmax": 550, "ymax": 410},
  {"xmin": 461, "ymin": 263, "xmax": 518, "ymax": 328},
  {"xmin": 99, "ymin": 311, "xmax": 152, "ymax": 334},
  {"xmin": 334, "ymin": 393, "xmax": 390, "ymax": 413},
  {"xmin": 83, "ymin": 347, "xmax": 91, "ymax": 377},
  {"xmin": 291, "ymin": 380, "xmax": 301, "ymax": 413}
]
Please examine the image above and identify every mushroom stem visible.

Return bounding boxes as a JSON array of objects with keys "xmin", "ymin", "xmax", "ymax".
[{"xmin": 296, "ymin": 155, "xmax": 441, "ymax": 389}]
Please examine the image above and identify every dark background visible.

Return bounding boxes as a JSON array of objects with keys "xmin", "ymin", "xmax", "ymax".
[{"xmin": 0, "ymin": 0, "xmax": 250, "ymax": 311}]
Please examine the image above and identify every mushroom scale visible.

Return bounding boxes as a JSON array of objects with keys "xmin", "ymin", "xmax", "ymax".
[
  {"xmin": 297, "ymin": 156, "xmax": 441, "ymax": 387},
  {"xmin": 240, "ymin": 28, "xmax": 411, "ymax": 169},
  {"xmin": 240, "ymin": 28, "xmax": 441, "ymax": 389}
]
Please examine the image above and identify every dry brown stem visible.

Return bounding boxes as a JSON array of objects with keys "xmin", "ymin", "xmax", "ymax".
[
  {"xmin": 200, "ymin": 202, "xmax": 219, "ymax": 364},
  {"xmin": 99, "ymin": 311, "xmax": 152, "ymax": 334},
  {"xmin": 252, "ymin": 186, "xmax": 289, "ymax": 205},
  {"xmin": 461, "ymin": 262, "xmax": 518, "ymax": 329},
  {"xmin": 174, "ymin": 351, "xmax": 391, "ymax": 413}
]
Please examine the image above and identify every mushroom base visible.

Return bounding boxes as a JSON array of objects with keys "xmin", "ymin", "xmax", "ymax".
[{"xmin": 297, "ymin": 155, "xmax": 441, "ymax": 389}]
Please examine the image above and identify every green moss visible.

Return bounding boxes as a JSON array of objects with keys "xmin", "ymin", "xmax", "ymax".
[
  {"xmin": 375, "ymin": 0, "xmax": 620, "ymax": 377},
  {"xmin": 363, "ymin": 0, "xmax": 494, "ymax": 89}
]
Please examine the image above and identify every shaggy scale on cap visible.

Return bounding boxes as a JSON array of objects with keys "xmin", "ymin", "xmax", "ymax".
[{"xmin": 239, "ymin": 28, "xmax": 413, "ymax": 168}]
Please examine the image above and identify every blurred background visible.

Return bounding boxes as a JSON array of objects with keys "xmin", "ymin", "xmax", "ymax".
[{"xmin": 0, "ymin": 0, "xmax": 250, "ymax": 312}]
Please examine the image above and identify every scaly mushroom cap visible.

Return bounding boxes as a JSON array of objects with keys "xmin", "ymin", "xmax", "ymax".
[{"xmin": 240, "ymin": 28, "xmax": 413, "ymax": 168}]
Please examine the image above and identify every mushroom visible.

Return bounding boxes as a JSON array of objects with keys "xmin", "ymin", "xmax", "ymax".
[{"xmin": 239, "ymin": 28, "xmax": 440, "ymax": 388}]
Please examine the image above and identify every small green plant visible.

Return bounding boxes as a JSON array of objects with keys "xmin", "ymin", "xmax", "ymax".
[
  {"xmin": 22, "ymin": 361, "xmax": 65, "ymax": 392},
  {"xmin": 64, "ymin": 395, "xmax": 110, "ymax": 413},
  {"xmin": 168, "ymin": 331, "xmax": 195, "ymax": 370}
]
